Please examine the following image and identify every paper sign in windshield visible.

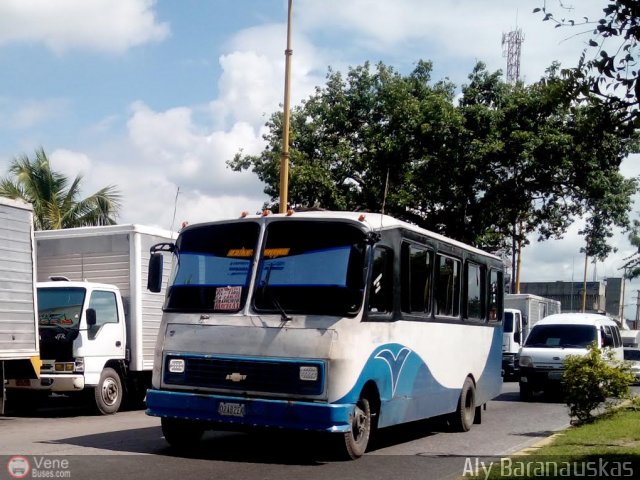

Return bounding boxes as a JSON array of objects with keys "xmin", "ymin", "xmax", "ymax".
[{"xmin": 214, "ymin": 286, "xmax": 242, "ymax": 310}]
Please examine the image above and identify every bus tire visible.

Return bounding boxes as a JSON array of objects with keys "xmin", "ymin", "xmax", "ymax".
[
  {"xmin": 451, "ymin": 376, "xmax": 475, "ymax": 432},
  {"xmin": 93, "ymin": 367, "xmax": 122, "ymax": 415},
  {"xmin": 161, "ymin": 418, "xmax": 204, "ymax": 450},
  {"xmin": 343, "ymin": 396, "xmax": 372, "ymax": 459}
]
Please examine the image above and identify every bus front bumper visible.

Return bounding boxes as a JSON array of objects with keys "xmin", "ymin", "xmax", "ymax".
[{"xmin": 145, "ymin": 389, "xmax": 354, "ymax": 433}]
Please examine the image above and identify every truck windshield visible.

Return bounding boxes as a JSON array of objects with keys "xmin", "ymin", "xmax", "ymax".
[
  {"xmin": 38, "ymin": 287, "xmax": 86, "ymax": 328},
  {"xmin": 524, "ymin": 324, "xmax": 597, "ymax": 348},
  {"xmin": 164, "ymin": 222, "xmax": 260, "ymax": 312},
  {"xmin": 253, "ymin": 221, "xmax": 367, "ymax": 317}
]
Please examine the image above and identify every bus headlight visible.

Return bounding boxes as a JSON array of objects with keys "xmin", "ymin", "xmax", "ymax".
[
  {"xmin": 168, "ymin": 358, "xmax": 185, "ymax": 374},
  {"xmin": 299, "ymin": 366, "xmax": 318, "ymax": 381},
  {"xmin": 518, "ymin": 355, "xmax": 533, "ymax": 368}
]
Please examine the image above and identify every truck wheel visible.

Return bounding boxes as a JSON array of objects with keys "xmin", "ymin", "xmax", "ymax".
[
  {"xmin": 450, "ymin": 376, "xmax": 475, "ymax": 432},
  {"xmin": 94, "ymin": 368, "xmax": 122, "ymax": 415},
  {"xmin": 161, "ymin": 418, "xmax": 204, "ymax": 450}
]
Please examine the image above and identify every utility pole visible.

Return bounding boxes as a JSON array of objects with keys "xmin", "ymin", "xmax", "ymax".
[
  {"xmin": 619, "ymin": 267, "xmax": 627, "ymax": 322},
  {"xmin": 582, "ymin": 247, "xmax": 589, "ymax": 313},
  {"xmin": 279, "ymin": 0, "xmax": 293, "ymax": 213}
]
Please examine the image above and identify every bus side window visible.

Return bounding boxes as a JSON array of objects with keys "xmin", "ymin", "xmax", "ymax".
[
  {"xmin": 401, "ymin": 243, "xmax": 433, "ymax": 317},
  {"xmin": 368, "ymin": 247, "xmax": 393, "ymax": 316},
  {"xmin": 487, "ymin": 269, "xmax": 502, "ymax": 322},
  {"xmin": 435, "ymin": 254, "xmax": 461, "ymax": 317},
  {"xmin": 465, "ymin": 262, "xmax": 483, "ymax": 321}
]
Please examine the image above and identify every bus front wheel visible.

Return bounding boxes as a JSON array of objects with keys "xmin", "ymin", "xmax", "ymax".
[
  {"xmin": 450, "ymin": 376, "xmax": 476, "ymax": 432},
  {"xmin": 161, "ymin": 418, "xmax": 205, "ymax": 450},
  {"xmin": 343, "ymin": 396, "xmax": 372, "ymax": 459}
]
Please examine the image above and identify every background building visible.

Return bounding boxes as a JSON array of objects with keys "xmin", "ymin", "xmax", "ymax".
[{"xmin": 519, "ymin": 278, "xmax": 623, "ymax": 321}]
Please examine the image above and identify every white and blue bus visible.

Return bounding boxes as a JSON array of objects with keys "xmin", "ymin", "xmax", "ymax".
[{"xmin": 146, "ymin": 211, "xmax": 504, "ymax": 459}]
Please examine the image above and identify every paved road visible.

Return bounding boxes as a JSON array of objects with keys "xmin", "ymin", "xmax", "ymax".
[{"xmin": 2, "ymin": 383, "xmax": 633, "ymax": 480}]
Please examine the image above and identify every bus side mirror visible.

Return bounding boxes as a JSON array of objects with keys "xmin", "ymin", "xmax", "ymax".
[{"xmin": 147, "ymin": 253, "xmax": 164, "ymax": 293}]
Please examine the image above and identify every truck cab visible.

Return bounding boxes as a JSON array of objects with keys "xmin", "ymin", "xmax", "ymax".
[
  {"xmin": 502, "ymin": 308, "xmax": 524, "ymax": 379},
  {"xmin": 8, "ymin": 279, "xmax": 127, "ymax": 414}
]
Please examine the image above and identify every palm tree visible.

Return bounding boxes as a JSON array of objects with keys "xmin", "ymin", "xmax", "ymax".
[{"xmin": 0, "ymin": 147, "xmax": 121, "ymax": 230}]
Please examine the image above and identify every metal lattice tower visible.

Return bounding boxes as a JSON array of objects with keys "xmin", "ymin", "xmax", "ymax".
[{"xmin": 502, "ymin": 28, "xmax": 524, "ymax": 83}]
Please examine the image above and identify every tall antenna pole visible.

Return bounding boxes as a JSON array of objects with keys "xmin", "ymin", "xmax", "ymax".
[
  {"xmin": 502, "ymin": 27, "xmax": 525, "ymax": 293},
  {"xmin": 279, "ymin": 0, "xmax": 293, "ymax": 213},
  {"xmin": 502, "ymin": 28, "xmax": 524, "ymax": 84}
]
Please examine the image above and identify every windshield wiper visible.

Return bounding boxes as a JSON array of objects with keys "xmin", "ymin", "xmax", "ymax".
[
  {"xmin": 561, "ymin": 343, "xmax": 585, "ymax": 349},
  {"xmin": 261, "ymin": 263, "xmax": 291, "ymax": 322}
]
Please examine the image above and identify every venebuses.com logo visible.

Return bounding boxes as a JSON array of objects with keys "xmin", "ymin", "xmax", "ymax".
[
  {"xmin": 7, "ymin": 456, "xmax": 30, "ymax": 479},
  {"xmin": 6, "ymin": 456, "xmax": 71, "ymax": 479}
]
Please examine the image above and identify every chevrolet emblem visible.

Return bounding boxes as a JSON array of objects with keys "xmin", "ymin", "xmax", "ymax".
[{"xmin": 225, "ymin": 372, "xmax": 247, "ymax": 382}]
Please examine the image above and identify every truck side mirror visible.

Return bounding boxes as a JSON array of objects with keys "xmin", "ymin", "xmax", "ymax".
[
  {"xmin": 147, "ymin": 253, "xmax": 164, "ymax": 293},
  {"xmin": 514, "ymin": 331, "xmax": 521, "ymax": 344},
  {"xmin": 86, "ymin": 308, "xmax": 96, "ymax": 327}
]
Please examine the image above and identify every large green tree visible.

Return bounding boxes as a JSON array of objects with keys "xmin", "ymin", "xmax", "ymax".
[
  {"xmin": 0, "ymin": 147, "xmax": 121, "ymax": 230},
  {"xmin": 535, "ymin": 0, "xmax": 640, "ymax": 129},
  {"xmin": 229, "ymin": 60, "xmax": 637, "ymax": 256}
]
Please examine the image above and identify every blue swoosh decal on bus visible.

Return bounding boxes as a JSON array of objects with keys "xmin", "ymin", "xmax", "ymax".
[{"xmin": 374, "ymin": 347, "xmax": 411, "ymax": 397}]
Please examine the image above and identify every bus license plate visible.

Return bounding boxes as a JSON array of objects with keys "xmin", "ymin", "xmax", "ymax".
[{"xmin": 218, "ymin": 402, "xmax": 245, "ymax": 417}]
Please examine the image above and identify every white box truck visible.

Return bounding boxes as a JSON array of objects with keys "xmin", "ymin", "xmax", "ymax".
[
  {"xmin": 7, "ymin": 224, "xmax": 173, "ymax": 414},
  {"xmin": 621, "ymin": 329, "xmax": 640, "ymax": 348},
  {"xmin": 502, "ymin": 293, "xmax": 561, "ymax": 379},
  {"xmin": 0, "ymin": 198, "xmax": 40, "ymax": 414}
]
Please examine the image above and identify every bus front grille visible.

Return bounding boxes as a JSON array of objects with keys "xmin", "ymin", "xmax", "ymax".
[{"xmin": 163, "ymin": 354, "xmax": 325, "ymax": 396}]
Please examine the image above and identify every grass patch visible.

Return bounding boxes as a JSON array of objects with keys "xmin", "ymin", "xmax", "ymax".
[{"xmin": 462, "ymin": 400, "xmax": 640, "ymax": 479}]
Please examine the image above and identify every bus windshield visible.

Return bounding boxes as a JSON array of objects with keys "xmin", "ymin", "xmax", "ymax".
[
  {"xmin": 164, "ymin": 222, "xmax": 261, "ymax": 312},
  {"xmin": 254, "ymin": 221, "xmax": 367, "ymax": 317}
]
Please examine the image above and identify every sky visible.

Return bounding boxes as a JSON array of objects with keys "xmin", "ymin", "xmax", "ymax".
[{"xmin": 1, "ymin": 0, "xmax": 640, "ymax": 318}]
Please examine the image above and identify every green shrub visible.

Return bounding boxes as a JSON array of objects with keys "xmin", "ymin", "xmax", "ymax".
[{"xmin": 562, "ymin": 343, "xmax": 635, "ymax": 424}]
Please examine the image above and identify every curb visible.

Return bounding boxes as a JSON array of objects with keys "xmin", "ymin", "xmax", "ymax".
[
  {"xmin": 510, "ymin": 395, "xmax": 638, "ymax": 457},
  {"xmin": 512, "ymin": 430, "xmax": 568, "ymax": 456}
]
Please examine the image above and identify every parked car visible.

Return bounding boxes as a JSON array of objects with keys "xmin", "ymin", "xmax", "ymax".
[{"xmin": 623, "ymin": 347, "xmax": 640, "ymax": 384}]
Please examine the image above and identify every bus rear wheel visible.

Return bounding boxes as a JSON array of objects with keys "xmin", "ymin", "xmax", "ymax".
[
  {"xmin": 450, "ymin": 376, "xmax": 475, "ymax": 432},
  {"xmin": 342, "ymin": 396, "xmax": 372, "ymax": 459}
]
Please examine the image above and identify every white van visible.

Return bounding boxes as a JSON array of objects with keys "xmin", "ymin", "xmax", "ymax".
[{"xmin": 517, "ymin": 313, "xmax": 623, "ymax": 400}]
